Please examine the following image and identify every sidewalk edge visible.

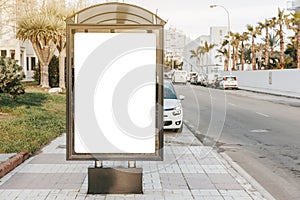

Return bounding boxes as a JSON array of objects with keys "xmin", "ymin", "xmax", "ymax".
[
  {"xmin": 0, "ymin": 151, "xmax": 29, "ymax": 179},
  {"xmin": 240, "ymin": 87, "xmax": 300, "ymax": 100},
  {"xmin": 219, "ymin": 152, "xmax": 276, "ymax": 200}
]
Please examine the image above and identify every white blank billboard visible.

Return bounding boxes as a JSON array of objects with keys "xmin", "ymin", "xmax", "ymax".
[{"xmin": 74, "ymin": 33, "xmax": 156, "ymax": 154}]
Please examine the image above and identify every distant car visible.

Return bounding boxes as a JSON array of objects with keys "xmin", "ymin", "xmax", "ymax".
[
  {"xmin": 190, "ymin": 73, "xmax": 198, "ymax": 85},
  {"xmin": 187, "ymin": 72, "xmax": 197, "ymax": 82},
  {"xmin": 207, "ymin": 73, "xmax": 219, "ymax": 87},
  {"xmin": 164, "ymin": 80, "xmax": 184, "ymax": 132},
  {"xmin": 220, "ymin": 75, "xmax": 238, "ymax": 89},
  {"xmin": 213, "ymin": 76, "xmax": 224, "ymax": 88},
  {"xmin": 172, "ymin": 70, "xmax": 187, "ymax": 84}
]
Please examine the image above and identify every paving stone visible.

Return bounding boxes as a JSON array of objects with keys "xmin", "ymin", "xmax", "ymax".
[
  {"xmin": 160, "ymin": 173, "xmax": 188, "ymax": 189},
  {"xmin": 0, "ymin": 173, "xmax": 86, "ymax": 189},
  {"xmin": 29, "ymin": 154, "xmax": 91, "ymax": 165},
  {"xmin": 184, "ymin": 174, "xmax": 216, "ymax": 190}
]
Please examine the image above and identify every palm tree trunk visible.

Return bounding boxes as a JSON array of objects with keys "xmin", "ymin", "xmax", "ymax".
[
  {"xmin": 232, "ymin": 47, "xmax": 235, "ymax": 71},
  {"xmin": 206, "ymin": 54, "xmax": 209, "ymax": 74},
  {"xmin": 59, "ymin": 48, "xmax": 66, "ymax": 89},
  {"xmin": 241, "ymin": 42, "xmax": 245, "ymax": 71},
  {"xmin": 251, "ymin": 36, "xmax": 256, "ymax": 70},
  {"xmin": 265, "ymin": 27, "xmax": 269, "ymax": 68},
  {"xmin": 279, "ymin": 22, "xmax": 285, "ymax": 69},
  {"xmin": 235, "ymin": 45, "xmax": 239, "ymax": 70},
  {"xmin": 40, "ymin": 63, "xmax": 49, "ymax": 88}
]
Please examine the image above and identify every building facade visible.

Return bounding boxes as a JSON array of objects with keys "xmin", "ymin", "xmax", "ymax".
[
  {"xmin": 164, "ymin": 26, "xmax": 187, "ymax": 70},
  {"xmin": 0, "ymin": 0, "xmax": 37, "ymax": 81},
  {"xmin": 182, "ymin": 26, "xmax": 227, "ymax": 74}
]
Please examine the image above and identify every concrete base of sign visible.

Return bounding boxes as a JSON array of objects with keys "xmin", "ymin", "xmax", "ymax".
[{"xmin": 88, "ymin": 167, "xmax": 143, "ymax": 194}]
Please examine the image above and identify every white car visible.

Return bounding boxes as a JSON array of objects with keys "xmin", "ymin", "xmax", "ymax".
[
  {"xmin": 220, "ymin": 76, "xmax": 238, "ymax": 89},
  {"xmin": 172, "ymin": 70, "xmax": 187, "ymax": 84},
  {"xmin": 164, "ymin": 80, "xmax": 184, "ymax": 132}
]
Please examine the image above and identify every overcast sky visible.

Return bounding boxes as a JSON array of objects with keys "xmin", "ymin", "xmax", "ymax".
[{"xmin": 104, "ymin": 0, "xmax": 292, "ymax": 39}]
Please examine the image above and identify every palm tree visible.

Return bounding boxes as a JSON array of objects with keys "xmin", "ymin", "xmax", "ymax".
[
  {"xmin": 285, "ymin": 11, "xmax": 300, "ymax": 69},
  {"xmin": 240, "ymin": 32, "xmax": 249, "ymax": 71},
  {"xmin": 190, "ymin": 45, "xmax": 204, "ymax": 73},
  {"xmin": 256, "ymin": 43, "xmax": 264, "ymax": 69},
  {"xmin": 231, "ymin": 32, "xmax": 241, "ymax": 70},
  {"xmin": 46, "ymin": 3, "xmax": 74, "ymax": 89},
  {"xmin": 17, "ymin": 9, "xmax": 64, "ymax": 88},
  {"xmin": 218, "ymin": 39, "xmax": 230, "ymax": 71},
  {"xmin": 247, "ymin": 25, "xmax": 261, "ymax": 70},
  {"xmin": 258, "ymin": 18, "xmax": 276, "ymax": 68},
  {"xmin": 275, "ymin": 8, "xmax": 288, "ymax": 69},
  {"xmin": 203, "ymin": 41, "xmax": 215, "ymax": 74},
  {"xmin": 215, "ymin": 48, "xmax": 228, "ymax": 70},
  {"xmin": 262, "ymin": 33, "xmax": 279, "ymax": 63}
]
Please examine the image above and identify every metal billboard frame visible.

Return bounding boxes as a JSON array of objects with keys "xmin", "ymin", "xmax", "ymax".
[{"xmin": 66, "ymin": 3, "xmax": 165, "ymax": 161}]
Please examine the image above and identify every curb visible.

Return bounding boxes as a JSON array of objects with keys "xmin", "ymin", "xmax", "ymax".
[
  {"xmin": 0, "ymin": 151, "xmax": 29, "ymax": 179},
  {"xmin": 240, "ymin": 87, "xmax": 300, "ymax": 100},
  {"xmin": 219, "ymin": 152, "xmax": 276, "ymax": 200},
  {"xmin": 183, "ymin": 120, "xmax": 276, "ymax": 200}
]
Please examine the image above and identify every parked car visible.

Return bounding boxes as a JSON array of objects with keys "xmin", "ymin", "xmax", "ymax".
[
  {"xmin": 206, "ymin": 73, "xmax": 219, "ymax": 87},
  {"xmin": 172, "ymin": 70, "xmax": 187, "ymax": 84},
  {"xmin": 187, "ymin": 72, "xmax": 197, "ymax": 82},
  {"xmin": 164, "ymin": 80, "xmax": 184, "ymax": 132},
  {"xmin": 190, "ymin": 73, "xmax": 205, "ymax": 85},
  {"xmin": 220, "ymin": 75, "xmax": 238, "ymax": 89},
  {"xmin": 213, "ymin": 76, "xmax": 224, "ymax": 88},
  {"xmin": 190, "ymin": 73, "xmax": 198, "ymax": 85}
]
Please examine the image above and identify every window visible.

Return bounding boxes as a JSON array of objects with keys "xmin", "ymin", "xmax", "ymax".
[
  {"xmin": 26, "ymin": 57, "xmax": 29, "ymax": 71},
  {"xmin": 31, "ymin": 57, "xmax": 36, "ymax": 70},
  {"xmin": 10, "ymin": 50, "xmax": 15, "ymax": 59},
  {"xmin": 1, "ymin": 50, "xmax": 7, "ymax": 57}
]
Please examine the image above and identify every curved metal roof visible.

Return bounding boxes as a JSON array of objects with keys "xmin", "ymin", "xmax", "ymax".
[{"xmin": 67, "ymin": 2, "xmax": 166, "ymax": 25}]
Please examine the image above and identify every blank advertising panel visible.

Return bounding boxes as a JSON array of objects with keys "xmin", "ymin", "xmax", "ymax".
[{"xmin": 73, "ymin": 33, "xmax": 156, "ymax": 154}]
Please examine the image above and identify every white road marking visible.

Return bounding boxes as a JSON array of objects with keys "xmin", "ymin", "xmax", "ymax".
[
  {"xmin": 256, "ymin": 112, "xmax": 270, "ymax": 118},
  {"xmin": 250, "ymin": 129, "xmax": 269, "ymax": 133},
  {"xmin": 228, "ymin": 103, "xmax": 236, "ymax": 107}
]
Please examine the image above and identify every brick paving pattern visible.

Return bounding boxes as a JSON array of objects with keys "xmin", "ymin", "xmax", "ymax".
[{"xmin": 0, "ymin": 126, "xmax": 268, "ymax": 199}]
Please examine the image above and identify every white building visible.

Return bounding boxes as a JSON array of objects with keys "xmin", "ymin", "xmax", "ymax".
[
  {"xmin": 182, "ymin": 26, "xmax": 227, "ymax": 74},
  {"xmin": 0, "ymin": 0, "xmax": 37, "ymax": 81},
  {"xmin": 287, "ymin": 0, "xmax": 300, "ymax": 10},
  {"xmin": 164, "ymin": 26, "xmax": 187, "ymax": 69}
]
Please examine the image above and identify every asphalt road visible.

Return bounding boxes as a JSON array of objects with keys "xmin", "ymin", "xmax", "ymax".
[{"xmin": 174, "ymin": 83, "xmax": 300, "ymax": 200}]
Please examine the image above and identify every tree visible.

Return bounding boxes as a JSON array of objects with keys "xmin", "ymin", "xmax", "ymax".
[
  {"xmin": 256, "ymin": 43, "xmax": 264, "ymax": 69},
  {"xmin": 230, "ymin": 32, "xmax": 241, "ymax": 70},
  {"xmin": 247, "ymin": 25, "xmax": 261, "ymax": 70},
  {"xmin": 285, "ymin": 11, "xmax": 300, "ymax": 69},
  {"xmin": 218, "ymin": 39, "xmax": 230, "ymax": 71},
  {"xmin": 190, "ymin": 46, "xmax": 204, "ymax": 73},
  {"xmin": 275, "ymin": 8, "xmax": 288, "ymax": 69},
  {"xmin": 0, "ymin": 57, "xmax": 25, "ymax": 99},
  {"xmin": 16, "ymin": 8, "xmax": 64, "ymax": 88},
  {"xmin": 284, "ymin": 38, "xmax": 297, "ymax": 68},
  {"xmin": 240, "ymin": 32, "xmax": 249, "ymax": 71},
  {"xmin": 203, "ymin": 41, "xmax": 215, "ymax": 74},
  {"xmin": 258, "ymin": 18, "xmax": 276, "ymax": 68},
  {"xmin": 45, "ymin": 2, "xmax": 73, "ymax": 89},
  {"xmin": 262, "ymin": 33, "xmax": 279, "ymax": 65}
]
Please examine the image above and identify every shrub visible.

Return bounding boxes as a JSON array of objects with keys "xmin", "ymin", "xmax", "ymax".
[{"xmin": 0, "ymin": 57, "xmax": 25, "ymax": 99}]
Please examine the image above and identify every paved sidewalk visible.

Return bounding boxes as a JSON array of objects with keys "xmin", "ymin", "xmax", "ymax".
[{"xmin": 0, "ymin": 126, "xmax": 270, "ymax": 200}]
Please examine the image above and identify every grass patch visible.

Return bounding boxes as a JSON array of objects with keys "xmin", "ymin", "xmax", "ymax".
[{"xmin": 0, "ymin": 85, "xmax": 66, "ymax": 155}]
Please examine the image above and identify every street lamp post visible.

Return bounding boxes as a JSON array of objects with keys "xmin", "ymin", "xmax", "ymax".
[{"xmin": 210, "ymin": 4, "xmax": 231, "ymax": 73}]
